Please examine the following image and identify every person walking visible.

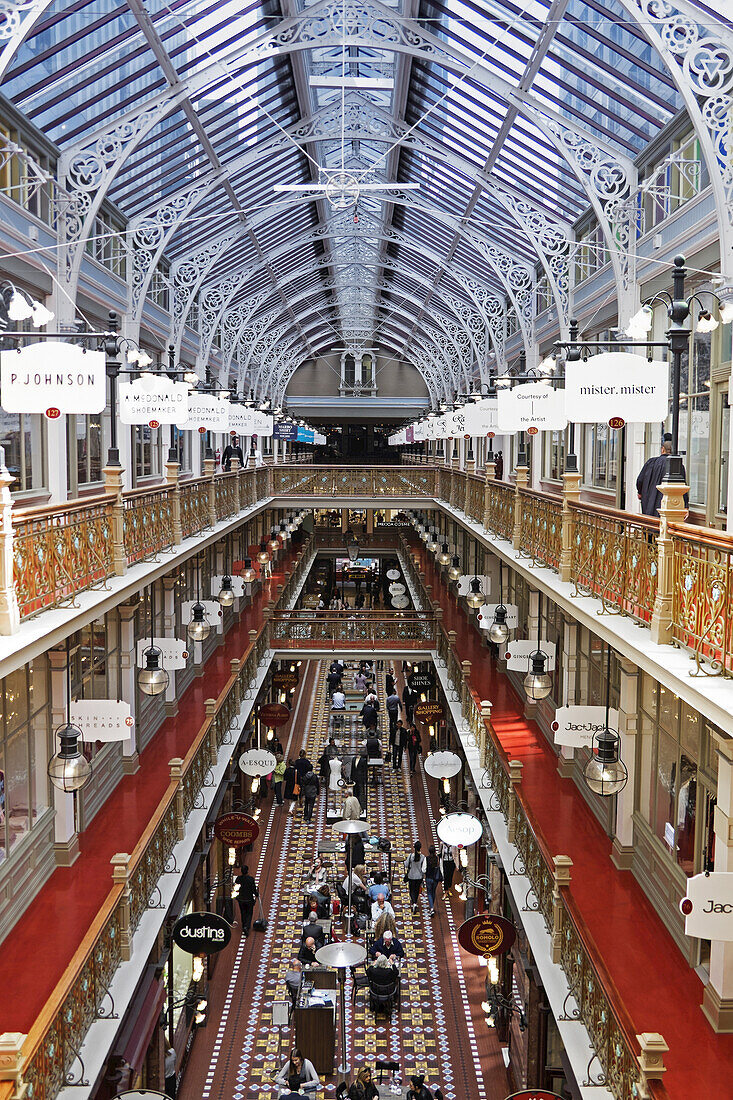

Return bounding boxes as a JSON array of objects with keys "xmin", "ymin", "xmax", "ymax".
[
  {"xmin": 302, "ymin": 769, "xmax": 319, "ymax": 824},
  {"xmin": 439, "ymin": 840, "xmax": 457, "ymax": 895},
  {"xmin": 283, "ymin": 758, "xmax": 297, "ymax": 800},
  {"xmin": 407, "ymin": 725, "xmax": 422, "ymax": 774},
  {"xmin": 402, "ymin": 681, "xmax": 417, "ymax": 724},
  {"xmin": 235, "ymin": 865, "xmax": 259, "ymax": 936},
  {"xmin": 273, "ymin": 753, "xmax": 286, "ymax": 805},
  {"xmin": 404, "ymin": 841, "xmax": 427, "ymax": 913},
  {"xmin": 425, "ymin": 845, "xmax": 443, "ymax": 916},
  {"xmin": 294, "ymin": 750, "xmax": 313, "ymax": 804},
  {"xmin": 221, "ymin": 435, "xmax": 244, "ymax": 471},
  {"xmin": 386, "ymin": 689, "xmax": 402, "ymax": 740},
  {"xmin": 394, "ymin": 722, "xmax": 409, "ymax": 772},
  {"xmin": 636, "ymin": 436, "xmax": 689, "ymax": 517}
]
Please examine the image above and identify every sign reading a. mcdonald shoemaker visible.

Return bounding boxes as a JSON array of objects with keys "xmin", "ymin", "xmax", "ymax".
[
  {"xmin": 213, "ymin": 811, "xmax": 260, "ymax": 847},
  {"xmin": 414, "ymin": 700, "xmax": 443, "ymax": 723},
  {"xmin": 172, "ymin": 911, "xmax": 232, "ymax": 954},
  {"xmin": 457, "ymin": 913, "xmax": 516, "ymax": 957}
]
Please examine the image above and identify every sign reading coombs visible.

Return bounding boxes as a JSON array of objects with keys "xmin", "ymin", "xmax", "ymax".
[
  {"xmin": 413, "ymin": 700, "xmax": 443, "ymax": 723},
  {"xmin": 135, "ymin": 637, "xmax": 189, "ymax": 670},
  {"xmin": 68, "ymin": 700, "xmax": 134, "ymax": 744},
  {"xmin": 238, "ymin": 748, "xmax": 277, "ymax": 776},
  {"xmin": 564, "ymin": 353, "xmax": 669, "ymax": 424},
  {"xmin": 119, "ymin": 376, "xmax": 190, "ymax": 425},
  {"xmin": 497, "ymin": 382, "xmax": 567, "ymax": 433},
  {"xmin": 257, "ymin": 702, "xmax": 291, "ymax": 728},
  {"xmin": 505, "ymin": 639, "xmax": 556, "ymax": 672},
  {"xmin": 437, "ymin": 812, "xmax": 483, "ymax": 849},
  {"xmin": 457, "ymin": 913, "xmax": 516, "ymax": 957},
  {"xmin": 680, "ymin": 871, "xmax": 733, "ymax": 940},
  {"xmin": 172, "ymin": 911, "xmax": 232, "ymax": 955},
  {"xmin": 213, "ymin": 811, "xmax": 260, "ymax": 846},
  {"xmin": 0, "ymin": 343, "xmax": 106, "ymax": 415},
  {"xmin": 552, "ymin": 705, "xmax": 620, "ymax": 749}
]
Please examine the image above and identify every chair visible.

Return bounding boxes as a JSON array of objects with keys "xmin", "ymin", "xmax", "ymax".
[
  {"xmin": 368, "ymin": 971, "xmax": 399, "ymax": 1016},
  {"xmin": 351, "ymin": 965, "xmax": 370, "ymax": 1006}
]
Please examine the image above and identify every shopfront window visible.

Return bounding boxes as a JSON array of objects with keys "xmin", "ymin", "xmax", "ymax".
[
  {"xmin": 135, "ymin": 425, "xmax": 162, "ymax": 481},
  {"xmin": 72, "ymin": 612, "xmax": 122, "ymax": 762},
  {"xmin": 0, "ymin": 657, "xmax": 51, "ymax": 865},
  {"xmin": 0, "ymin": 411, "xmax": 46, "ymax": 493},
  {"xmin": 585, "ymin": 423, "xmax": 617, "ymax": 491},
  {"xmin": 543, "ymin": 429, "xmax": 564, "ymax": 481},
  {"xmin": 67, "ymin": 414, "xmax": 103, "ymax": 494}
]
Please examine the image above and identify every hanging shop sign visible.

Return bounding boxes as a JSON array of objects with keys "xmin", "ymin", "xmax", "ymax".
[
  {"xmin": 446, "ymin": 408, "xmax": 467, "ymax": 439},
  {"xmin": 413, "ymin": 700, "xmax": 444, "ymax": 723},
  {"xmin": 211, "ymin": 574, "xmax": 245, "ymax": 599},
  {"xmin": 437, "ymin": 812, "xmax": 483, "ymax": 848},
  {"xmin": 505, "ymin": 639, "xmax": 556, "ymax": 671},
  {"xmin": 213, "ymin": 811, "xmax": 260, "ymax": 846},
  {"xmin": 476, "ymin": 603, "xmax": 519, "ymax": 630},
  {"xmin": 552, "ymin": 705, "xmax": 620, "ymax": 749},
  {"xmin": 272, "ymin": 670, "xmax": 299, "ymax": 691},
  {"xmin": 405, "ymin": 426, "xmax": 414, "ymax": 443},
  {"xmin": 680, "ymin": 872, "xmax": 733, "ymax": 940},
  {"xmin": 504, "ymin": 1091, "xmax": 568, "ymax": 1100},
  {"xmin": 497, "ymin": 382, "xmax": 567, "ymax": 433},
  {"xmin": 456, "ymin": 575, "xmax": 492, "ymax": 597},
  {"xmin": 274, "ymin": 422, "xmax": 298, "ymax": 441},
  {"xmin": 119, "ymin": 375, "xmax": 190, "ymax": 425},
  {"xmin": 114, "ymin": 1092, "xmax": 171, "ymax": 1100},
  {"xmin": 463, "ymin": 397, "xmax": 498, "ymax": 436},
  {"xmin": 228, "ymin": 407, "xmax": 274, "ymax": 437},
  {"xmin": 0, "ymin": 342, "xmax": 106, "ymax": 416},
  {"xmin": 256, "ymin": 702, "xmax": 291, "ymax": 728},
  {"xmin": 457, "ymin": 913, "xmax": 516, "ymax": 957},
  {"xmin": 68, "ymin": 700, "xmax": 134, "ymax": 744},
  {"xmin": 177, "ymin": 394, "xmax": 229, "ymax": 432},
  {"xmin": 407, "ymin": 670, "xmax": 434, "ymax": 692},
  {"xmin": 181, "ymin": 600, "xmax": 222, "ymax": 624},
  {"xmin": 296, "ymin": 427, "xmax": 315, "ymax": 443},
  {"xmin": 238, "ymin": 748, "xmax": 277, "ymax": 775},
  {"xmin": 424, "ymin": 750, "xmax": 462, "ymax": 780},
  {"xmin": 135, "ymin": 637, "xmax": 189, "ymax": 669},
  {"xmin": 172, "ymin": 911, "xmax": 232, "ymax": 955},
  {"xmin": 564, "ymin": 353, "xmax": 669, "ymax": 424}
]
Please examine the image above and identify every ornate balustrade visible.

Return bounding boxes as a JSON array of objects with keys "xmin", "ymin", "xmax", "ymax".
[
  {"xmin": 123, "ymin": 485, "xmax": 175, "ymax": 563},
  {"xmin": 670, "ymin": 523, "xmax": 733, "ymax": 675},
  {"xmin": 270, "ymin": 465, "xmax": 438, "ymax": 497},
  {"xmin": 180, "ymin": 476, "xmax": 212, "ymax": 539},
  {"xmin": 568, "ymin": 502, "xmax": 659, "ymax": 624},
  {"xmin": 269, "ymin": 610, "xmax": 436, "ymax": 649},
  {"xmin": 517, "ymin": 489, "xmax": 562, "ymax": 570},
  {"xmin": 484, "ymin": 480, "xmax": 515, "ymax": 541},
  {"xmin": 214, "ymin": 471, "xmax": 239, "ymax": 521},
  {"xmin": 464, "ymin": 473, "xmax": 485, "ymax": 524}
]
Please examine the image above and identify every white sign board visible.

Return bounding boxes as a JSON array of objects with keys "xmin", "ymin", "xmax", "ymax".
[
  {"xmin": 0, "ymin": 343, "xmax": 106, "ymax": 415},
  {"xmin": 136, "ymin": 637, "xmax": 189, "ymax": 670},
  {"xmin": 551, "ymin": 705, "xmax": 620, "ymax": 749},
  {"xmin": 119, "ymin": 375, "xmax": 190, "ymax": 425},
  {"xmin": 456, "ymin": 575, "xmax": 491, "ymax": 597},
  {"xmin": 211, "ymin": 574, "xmax": 245, "ymax": 599},
  {"xmin": 564, "ymin": 353, "xmax": 669, "ymax": 424},
  {"xmin": 497, "ymin": 382, "xmax": 567, "ymax": 433},
  {"xmin": 476, "ymin": 603, "xmax": 519, "ymax": 629},
  {"xmin": 424, "ymin": 750, "xmax": 463, "ymax": 779},
  {"xmin": 437, "ymin": 812, "xmax": 483, "ymax": 848},
  {"xmin": 412, "ymin": 420, "xmax": 429, "ymax": 441},
  {"xmin": 68, "ymin": 699, "xmax": 134, "ymax": 744},
  {"xmin": 504, "ymin": 639, "xmax": 556, "ymax": 671},
  {"xmin": 680, "ymin": 872, "xmax": 733, "ymax": 940},
  {"xmin": 446, "ymin": 408, "xmax": 467, "ymax": 439},
  {"xmin": 238, "ymin": 748, "xmax": 277, "ymax": 776},
  {"xmin": 463, "ymin": 398, "xmax": 498, "ymax": 436},
  {"xmin": 178, "ymin": 394, "xmax": 229, "ymax": 432},
  {"xmin": 181, "ymin": 600, "xmax": 222, "ymax": 624}
]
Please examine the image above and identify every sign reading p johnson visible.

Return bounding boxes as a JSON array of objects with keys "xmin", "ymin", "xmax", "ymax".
[{"xmin": 457, "ymin": 914, "xmax": 516, "ymax": 957}]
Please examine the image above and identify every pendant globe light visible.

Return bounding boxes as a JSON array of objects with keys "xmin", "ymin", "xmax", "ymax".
[
  {"xmin": 257, "ymin": 541, "xmax": 270, "ymax": 565},
  {"xmin": 48, "ymin": 639, "xmax": 92, "ymax": 793},
  {"xmin": 465, "ymin": 539, "xmax": 484, "ymax": 610},
  {"xmin": 448, "ymin": 555, "xmax": 461, "ymax": 582},
  {"xmin": 268, "ymin": 527, "xmax": 280, "ymax": 552},
  {"xmin": 188, "ymin": 555, "xmax": 211, "ymax": 642},
  {"xmin": 523, "ymin": 592, "xmax": 552, "ymax": 701},
  {"xmin": 583, "ymin": 644, "xmax": 628, "ymax": 796},
  {"xmin": 242, "ymin": 557, "xmax": 257, "ymax": 583},
  {"xmin": 218, "ymin": 536, "xmax": 235, "ymax": 607},
  {"xmin": 427, "ymin": 529, "xmax": 439, "ymax": 553},
  {"xmin": 437, "ymin": 542, "xmax": 451, "ymax": 566},
  {"xmin": 139, "ymin": 584, "xmax": 170, "ymax": 696},
  {"xmin": 488, "ymin": 561, "xmax": 510, "ymax": 645}
]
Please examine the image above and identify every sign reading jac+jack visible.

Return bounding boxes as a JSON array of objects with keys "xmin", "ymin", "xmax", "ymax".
[
  {"xmin": 564, "ymin": 353, "xmax": 669, "ymax": 424},
  {"xmin": 172, "ymin": 911, "xmax": 232, "ymax": 955},
  {"xmin": 680, "ymin": 871, "xmax": 733, "ymax": 940},
  {"xmin": 0, "ymin": 343, "xmax": 106, "ymax": 417},
  {"xmin": 552, "ymin": 705, "xmax": 620, "ymax": 749}
]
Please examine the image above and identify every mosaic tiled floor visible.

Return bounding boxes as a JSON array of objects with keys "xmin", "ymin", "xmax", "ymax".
[{"xmin": 180, "ymin": 660, "xmax": 503, "ymax": 1100}]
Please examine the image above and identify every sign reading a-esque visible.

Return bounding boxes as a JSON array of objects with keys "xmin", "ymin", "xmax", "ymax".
[{"xmin": 565, "ymin": 353, "xmax": 669, "ymax": 423}]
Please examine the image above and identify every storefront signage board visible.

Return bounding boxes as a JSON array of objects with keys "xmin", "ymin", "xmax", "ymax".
[
  {"xmin": 424, "ymin": 750, "xmax": 462, "ymax": 779},
  {"xmin": 238, "ymin": 748, "xmax": 277, "ymax": 775},
  {"xmin": 504, "ymin": 1091, "xmax": 567, "ymax": 1100},
  {"xmin": 172, "ymin": 911, "xmax": 232, "ymax": 955},
  {"xmin": 274, "ymin": 422, "xmax": 298, "ymax": 441},
  {"xmin": 680, "ymin": 872, "xmax": 733, "ymax": 940},
  {"xmin": 437, "ymin": 812, "xmax": 483, "ymax": 848},
  {"xmin": 564, "ymin": 353, "xmax": 669, "ymax": 423},
  {"xmin": 505, "ymin": 640, "xmax": 556, "ymax": 671},
  {"xmin": 408, "ymin": 671, "xmax": 434, "ymax": 691},
  {"xmin": 497, "ymin": 383, "xmax": 567, "ymax": 433},
  {"xmin": 272, "ymin": 670, "xmax": 299, "ymax": 690},
  {"xmin": 181, "ymin": 600, "xmax": 222, "ymax": 624},
  {"xmin": 456, "ymin": 576, "xmax": 491, "ymax": 596},
  {"xmin": 135, "ymin": 638, "xmax": 189, "ymax": 669},
  {"xmin": 476, "ymin": 603, "xmax": 519, "ymax": 630},
  {"xmin": 211, "ymin": 574, "xmax": 245, "ymax": 599},
  {"xmin": 463, "ymin": 398, "xmax": 498, "ymax": 435},
  {"xmin": 414, "ymin": 700, "xmax": 443, "ymax": 723},
  {"xmin": 119, "ymin": 376, "xmax": 190, "ymax": 424},
  {"xmin": 213, "ymin": 811, "xmax": 260, "ymax": 846},
  {"xmin": 457, "ymin": 913, "xmax": 516, "ymax": 957},
  {"xmin": 1, "ymin": 343, "xmax": 106, "ymax": 415},
  {"xmin": 257, "ymin": 702, "xmax": 291, "ymax": 728},
  {"xmin": 177, "ymin": 394, "xmax": 229, "ymax": 432},
  {"xmin": 552, "ymin": 705, "xmax": 620, "ymax": 748},
  {"xmin": 68, "ymin": 699, "xmax": 134, "ymax": 744}
]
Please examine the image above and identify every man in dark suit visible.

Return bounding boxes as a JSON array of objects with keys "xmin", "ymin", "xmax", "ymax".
[
  {"xmin": 636, "ymin": 437, "xmax": 689, "ymax": 517},
  {"xmin": 235, "ymin": 865, "xmax": 259, "ymax": 936}
]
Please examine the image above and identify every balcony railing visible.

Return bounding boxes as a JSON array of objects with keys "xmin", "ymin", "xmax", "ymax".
[{"xmin": 268, "ymin": 610, "xmax": 437, "ymax": 649}]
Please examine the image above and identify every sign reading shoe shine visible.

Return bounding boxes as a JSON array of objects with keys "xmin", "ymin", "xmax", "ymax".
[
  {"xmin": 551, "ymin": 705, "xmax": 620, "ymax": 749},
  {"xmin": 68, "ymin": 699, "xmax": 134, "ymax": 743},
  {"xmin": 0, "ymin": 343, "xmax": 106, "ymax": 415},
  {"xmin": 172, "ymin": 911, "xmax": 232, "ymax": 954}
]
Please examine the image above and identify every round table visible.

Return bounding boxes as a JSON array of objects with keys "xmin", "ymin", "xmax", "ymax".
[{"xmin": 386, "ymin": 568, "xmax": 400, "ymax": 581}]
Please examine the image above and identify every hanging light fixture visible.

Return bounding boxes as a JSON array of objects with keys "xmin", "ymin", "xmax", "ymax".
[
  {"xmin": 488, "ymin": 561, "xmax": 510, "ymax": 645},
  {"xmin": 466, "ymin": 577, "xmax": 484, "ymax": 609},
  {"xmin": 448, "ymin": 555, "xmax": 461, "ymax": 582},
  {"xmin": 268, "ymin": 527, "xmax": 280, "ymax": 552},
  {"xmin": 48, "ymin": 639, "xmax": 92, "ymax": 792},
  {"xmin": 257, "ymin": 541, "xmax": 270, "ymax": 564},
  {"xmin": 523, "ymin": 592, "xmax": 552, "ymax": 701},
  {"xmin": 139, "ymin": 584, "xmax": 170, "ymax": 696},
  {"xmin": 188, "ymin": 556, "xmax": 211, "ymax": 642},
  {"xmin": 437, "ymin": 542, "xmax": 451, "ymax": 566},
  {"xmin": 218, "ymin": 574, "xmax": 235, "ymax": 607},
  {"xmin": 583, "ymin": 644, "xmax": 628, "ymax": 796},
  {"xmin": 347, "ymin": 534, "xmax": 360, "ymax": 563},
  {"xmin": 242, "ymin": 557, "xmax": 257, "ymax": 582},
  {"xmin": 287, "ymin": 515, "xmax": 297, "ymax": 534},
  {"xmin": 427, "ymin": 530, "xmax": 439, "ymax": 553}
]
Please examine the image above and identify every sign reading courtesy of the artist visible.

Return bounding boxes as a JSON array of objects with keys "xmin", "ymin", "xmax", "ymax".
[
  {"xmin": 680, "ymin": 872, "xmax": 733, "ymax": 940},
  {"xmin": 119, "ymin": 375, "xmax": 190, "ymax": 425},
  {"xmin": 552, "ymin": 705, "xmax": 620, "ymax": 749},
  {"xmin": 177, "ymin": 394, "xmax": 229, "ymax": 432},
  {"xmin": 0, "ymin": 342, "xmax": 106, "ymax": 416},
  {"xmin": 213, "ymin": 811, "xmax": 260, "ymax": 846},
  {"xmin": 564, "ymin": 353, "xmax": 669, "ymax": 424},
  {"xmin": 463, "ymin": 398, "xmax": 498, "ymax": 436},
  {"xmin": 68, "ymin": 699, "xmax": 134, "ymax": 743},
  {"xmin": 172, "ymin": 911, "xmax": 232, "ymax": 955},
  {"xmin": 504, "ymin": 639, "xmax": 557, "ymax": 671},
  {"xmin": 497, "ymin": 382, "xmax": 567, "ymax": 433},
  {"xmin": 457, "ymin": 913, "xmax": 516, "ymax": 957},
  {"xmin": 135, "ymin": 637, "xmax": 189, "ymax": 669}
]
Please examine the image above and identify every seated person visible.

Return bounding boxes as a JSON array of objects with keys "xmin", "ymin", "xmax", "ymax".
[
  {"xmin": 280, "ymin": 1073, "xmax": 306, "ymax": 1099},
  {"xmin": 370, "ymin": 893, "xmax": 395, "ymax": 923},
  {"xmin": 367, "ymin": 873, "xmax": 391, "ymax": 902},
  {"xmin": 275, "ymin": 1048, "xmax": 320, "ymax": 1094},
  {"xmin": 332, "ymin": 688, "xmax": 346, "ymax": 710},
  {"xmin": 308, "ymin": 858, "xmax": 328, "ymax": 893},
  {"xmin": 365, "ymin": 732, "xmax": 382, "ymax": 759},
  {"xmin": 301, "ymin": 912, "xmax": 325, "ymax": 947},
  {"xmin": 298, "ymin": 936, "xmax": 318, "ymax": 965},
  {"xmin": 370, "ymin": 928, "xmax": 404, "ymax": 962},
  {"xmin": 347, "ymin": 1068, "xmax": 380, "ymax": 1100},
  {"xmin": 341, "ymin": 862, "xmax": 366, "ymax": 892},
  {"xmin": 366, "ymin": 954, "xmax": 399, "ymax": 992},
  {"xmin": 352, "ymin": 883, "xmax": 371, "ymax": 916},
  {"xmin": 406, "ymin": 1077, "xmax": 442, "ymax": 1100},
  {"xmin": 285, "ymin": 960, "xmax": 302, "ymax": 1008},
  {"xmin": 302, "ymin": 893, "xmax": 329, "ymax": 920},
  {"xmin": 373, "ymin": 911, "xmax": 397, "ymax": 941}
]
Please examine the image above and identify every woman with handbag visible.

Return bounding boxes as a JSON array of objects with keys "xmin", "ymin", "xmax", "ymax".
[
  {"xmin": 425, "ymin": 845, "xmax": 443, "ymax": 916},
  {"xmin": 284, "ymin": 758, "xmax": 297, "ymax": 801},
  {"xmin": 403, "ymin": 841, "xmax": 427, "ymax": 913}
]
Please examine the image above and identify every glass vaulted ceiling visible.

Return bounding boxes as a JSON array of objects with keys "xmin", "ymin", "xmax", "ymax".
[{"xmin": 2, "ymin": 0, "xmax": 684, "ymax": 393}]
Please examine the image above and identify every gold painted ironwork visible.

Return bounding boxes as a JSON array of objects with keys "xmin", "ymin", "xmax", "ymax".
[
  {"xmin": 269, "ymin": 610, "xmax": 436, "ymax": 648},
  {"xmin": 485, "ymin": 481, "xmax": 515, "ymax": 541},
  {"xmin": 180, "ymin": 478, "xmax": 212, "ymax": 539},
  {"xmin": 569, "ymin": 502, "xmax": 658, "ymax": 624},
  {"xmin": 123, "ymin": 486, "xmax": 175, "ymax": 563},
  {"xmin": 670, "ymin": 526, "xmax": 733, "ymax": 676},
  {"xmin": 517, "ymin": 489, "xmax": 562, "ymax": 570}
]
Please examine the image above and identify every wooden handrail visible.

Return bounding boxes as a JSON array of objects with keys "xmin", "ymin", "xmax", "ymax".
[
  {"xmin": 668, "ymin": 519, "xmax": 733, "ymax": 552},
  {"xmin": 12, "ymin": 491, "xmax": 116, "ymax": 523},
  {"xmin": 122, "ymin": 483, "xmax": 175, "ymax": 502},
  {"xmin": 569, "ymin": 498, "xmax": 660, "ymax": 529}
]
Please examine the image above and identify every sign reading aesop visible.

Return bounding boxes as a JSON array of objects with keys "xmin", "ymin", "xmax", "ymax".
[
  {"xmin": 457, "ymin": 914, "xmax": 516, "ymax": 958},
  {"xmin": 413, "ymin": 700, "xmax": 443, "ymax": 723},
  {"xmin": 213, "ymin": 811, "xmax": 260, "ymax": 846},
  {"xmin": 172, "ymin": 911, "xmax": 232, "ymax": 954}
]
